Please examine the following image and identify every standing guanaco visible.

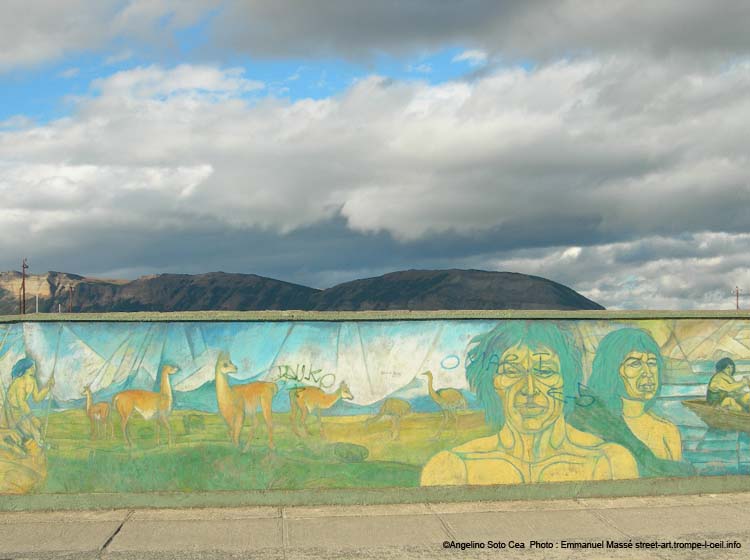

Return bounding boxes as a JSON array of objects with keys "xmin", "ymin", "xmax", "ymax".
[
  {"xmin": 289, "ymin": 381, "xmax": 354, "ymax": 438},
  {"xmin": 113, "ymin": 363, "xmax": 179, "ymax": 447},
  {"xmin": 214, "ymin": 351, "xmax": 278, "ymax": 450},
  {"xmin": 82, "ymin": 384, "xmax": 112, "ymax": 440}
]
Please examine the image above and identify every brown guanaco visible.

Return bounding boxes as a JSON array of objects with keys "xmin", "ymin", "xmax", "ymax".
[
  {"xmin": 82, "ymin": 384, "xmax": 112, "ymax": 440},
  {"xmin": 289, "ymin": 381, "xmax": 354, "ymax": 438},
  {"xmin": 113, "ymin": 364, "xmax": 179, "ymax": 447},
  {"xmin": 214, "ymin": 352, "xmax": 278, "ymax": 450}
]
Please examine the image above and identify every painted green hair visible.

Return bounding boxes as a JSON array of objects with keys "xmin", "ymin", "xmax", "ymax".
[
  {"xmin": 466, "ymin": 321, "xmax": 583, "ymax": 430},
  {"xmin": 588, "ymin": 327, "xmax": 664, "ymax": 415}
]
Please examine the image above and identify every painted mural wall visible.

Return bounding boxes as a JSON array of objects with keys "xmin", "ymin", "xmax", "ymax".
[{"xmin": 1, "ymin": 318, "xmax": 750, "ymax": 494}]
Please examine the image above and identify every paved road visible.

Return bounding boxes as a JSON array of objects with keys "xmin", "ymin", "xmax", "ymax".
[{"xmin": 2, "ymin": 492, "xmax": 750, "ymax": 559}]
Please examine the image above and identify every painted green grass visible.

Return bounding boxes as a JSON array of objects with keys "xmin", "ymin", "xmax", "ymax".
[
  {"xmin": 37, "ymin": 409, "xmax": 492, "ymax": 494},
  {"xmin": 44, "ymin": 444, "xmax": 420, "ymax": 493}
]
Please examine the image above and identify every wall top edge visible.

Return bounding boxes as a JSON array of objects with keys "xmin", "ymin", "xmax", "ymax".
[{"xmin": 1, "ymin": 309, "xmax": 749, "ymax": 323}]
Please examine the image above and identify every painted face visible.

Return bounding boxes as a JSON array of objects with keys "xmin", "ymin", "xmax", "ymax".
[
  {"xmin": 618, "ymin": 351, "xmax": 658, "ymax": 401},
  {"xmin": 25, "ymin": 364, "xmax": 36, "ymax": 378},
  {"xmin": 340, "ymin": 382, "xmax": 354, "ymax": 400},
  {"xmin": 494, "ymin": 344, "xmax": 563, "ymax": 433},
  {"xmin": 219, "ymin": 355, "xmax": 237, "ymax": 376}
]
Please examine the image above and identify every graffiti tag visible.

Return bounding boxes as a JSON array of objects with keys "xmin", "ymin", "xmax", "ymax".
[
  {"xmin": 547, "ymin": 384, "xmax": 595, "ymax": 407},
  {"xmin": 275, "ymin": 364, "xmax": 336, "ymax": 389}
]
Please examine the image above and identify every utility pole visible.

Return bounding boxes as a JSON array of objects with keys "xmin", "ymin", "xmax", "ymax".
[
  {"xmin": 21, "ymin": 258, "xmax": 28, "ymax": 315},
  {"xmin": 733, "ymin": 286, "xmax": 744, "ymax": 311},
  {"xmin": 68, "ymin": 285, "xmax": 74, "ymax": 313}
]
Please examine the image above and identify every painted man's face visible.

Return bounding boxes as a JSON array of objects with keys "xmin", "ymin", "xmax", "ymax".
[
  {"xmin": 494, "ymin": 344, "xmax": 563, "ymax": 433},
  {"xmin": 618, "ymin": 351, "xmax": 658, "ymax": 401}
]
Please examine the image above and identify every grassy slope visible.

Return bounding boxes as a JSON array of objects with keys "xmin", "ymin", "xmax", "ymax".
[{"xmin": 41, "ymin": 409, "xmax": 492, "ymax": 494}]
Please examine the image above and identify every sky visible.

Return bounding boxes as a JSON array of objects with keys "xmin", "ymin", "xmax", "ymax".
[{"xmin": 1, "ymin": 1, "xmax": 749, "ymax": 310}]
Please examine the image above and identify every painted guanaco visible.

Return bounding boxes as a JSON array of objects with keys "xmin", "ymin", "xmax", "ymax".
[
  {"xmin": 289, "ymin": 381, "xmax": 354, "ymax": 438},
  {"xmin": 214, "ymin": 351, "xmax": 278, "ymax": 450},
  {"xmin": 364, "ymin": 397, "xmax": 411, "ymax": 440},
  {"xmin": 82, "ymin": 384, "xmax": 112, "ymax": 440},
  {"xmin": 113, "ymin": 363, "xmax": 179, "ymax": 447}
]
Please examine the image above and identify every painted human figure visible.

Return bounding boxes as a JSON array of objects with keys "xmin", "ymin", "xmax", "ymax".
[
  {"xmin": 420, "ymin": 322, "xmax": 637, "ymax": 486},
  {"xmin": 707, "ymin": 357, "xmax": 750, "ymax": 412},
  {"xmin": 5, "ymin": 358, "xmax": 53, "ymax": 444},
  {"xmin": 588, "ymin": 328, "xmax": 682, "ymax": 462},
  {"xmin": 0, "ymin": 358, "xmax": 49, "ymax": 494}
]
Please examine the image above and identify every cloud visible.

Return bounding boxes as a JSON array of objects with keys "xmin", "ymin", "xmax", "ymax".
[
  {"xmin": 207, "ymin": 1, "xmax": 750, "ymax": 61},
  {"xmin": 485, "ymin": 233, "xmax": 750, "ymax": 310},
  {"xmin": 90, "ymin": 64, "xmax": 264, "ymax": 99},
  {"xmin": 4, "ymin": 1, "xmax": 750, "ymax": 71},
  {"xmin": 58, "ymin": 67, "xmax": 80, "ymax": 79},
  {"xmin": 1, "ymin": 58, "xmax": 749, "ymax": 308},
  {"xmin": 0, "ymin": 0, "xmax": 216, "ymax": 71},
  {"xmin": 104, "ymin": 50, "xmax": 134, "ymax": 65},
  {"xmin": 452, "ymin": 50, "xmax": 487, "ymax": 66},
  {"xmin": 408, "ymin": 63, "xmax": 432, "ymax": 74}
]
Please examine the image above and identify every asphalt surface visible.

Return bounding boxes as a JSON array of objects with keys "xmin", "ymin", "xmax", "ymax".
[{"xmin": 2, "ymin": 492, "xmax": 750, "ymax": 559}]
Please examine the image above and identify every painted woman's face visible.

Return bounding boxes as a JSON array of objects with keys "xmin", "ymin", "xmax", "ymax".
[
  {"xmin": 618, "ymin": 351, "xmax": 658, "ymax": 401},
  {"xmin": 494, "ymin": 344, "xmax": 563, "ymax": 433}
]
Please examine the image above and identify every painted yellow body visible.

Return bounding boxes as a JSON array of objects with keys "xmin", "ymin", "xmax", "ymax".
[
  {"xmin": 421, "ymin": 417, "xmax": 637, "ymax": 485},
  {"xmin": 0, "ymin": 438, "xmax": 46, "ymax": 494},
  {"xmin": 422, "ymin": 343, "xmax": 638, "ymax": 486},
  {"xmin": 617, "ymin": 352, "xmax": 682, "ymax": 461},
  {"xmin": 622, "ymin": 399, "xmax": 682, "ymax": 461},
  {"xmin": 6, "ymin": 368, "xmax": 52, "ymax": 442},
  {"xmin": 214, "ymin": 352, "xmax": 278, "ymax": 450},
  {"xmin": 708, "ymin": 371, "xmax": 750, "ymax": 411}
]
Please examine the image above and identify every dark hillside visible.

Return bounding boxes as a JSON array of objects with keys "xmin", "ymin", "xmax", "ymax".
[{"xmin": 0, "ymin": 268, "xmax": 603, "ymax": 313}]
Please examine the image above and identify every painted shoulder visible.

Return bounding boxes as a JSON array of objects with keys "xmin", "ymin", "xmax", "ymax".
[
  {"xmin": 451, "ymin": 434, "xmax": 500, "ymax": 453},
  {"xmin": 594, "ymin": 442, "xmax": 639, "ymax": 480},
  {"xmin": 566, "ymin": 424, "xmax": 605, "ymax": 447},
  {"xmin": 420, "ymin": 451, "xmax": 468, "ymax": 486},
  {"xmin": 648, "ymin": 412, "xmax": 682, "ymax": 439}
]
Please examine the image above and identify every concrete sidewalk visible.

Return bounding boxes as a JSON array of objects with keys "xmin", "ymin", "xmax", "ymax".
[{"xmin": 2, "ymin": 492, "xmax": 750, "ymax": 559}]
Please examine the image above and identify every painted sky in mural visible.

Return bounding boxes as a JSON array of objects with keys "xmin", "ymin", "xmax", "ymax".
[{"xmin": 2, "ymin": 319, "xmax": 750, "ymax": 414}]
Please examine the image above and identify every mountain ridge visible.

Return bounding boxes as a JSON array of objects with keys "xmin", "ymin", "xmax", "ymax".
[{"xmin": 0, "ymin": 268, "xmax": 603, "ymax": 313}]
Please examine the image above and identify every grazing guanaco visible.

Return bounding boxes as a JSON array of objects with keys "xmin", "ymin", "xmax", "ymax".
[
  {"xmin": 289, "ymin": 381, "xmax": 354, "ymax": 438},
  {"xmin": 113, "ymin": 364, "xmax": 179, "ymax": 447},
  {"xmin": 82, "ymin": 384, "xmax": 112, "ymax": 440},
  {"xmin": 364, "ymin": 398, "xmax": 411, "ymax": 440},
  {"xmin": 214, "ymin": 351, "xmax": 278, "ymax": 450}
]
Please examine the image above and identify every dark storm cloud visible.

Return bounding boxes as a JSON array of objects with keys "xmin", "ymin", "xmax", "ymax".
[
  {"xmin": 208, "ymin": 1, "xmax": 750, "ymax": 60},
  {"xmin": 3, "ymin": 1, "xmax": 750, "ymax": 71}
]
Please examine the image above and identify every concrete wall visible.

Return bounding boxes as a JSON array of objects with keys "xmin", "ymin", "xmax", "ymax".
[{"xmin": 1, "ymin": 313, "xmax": 749, "ymax": 496}]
